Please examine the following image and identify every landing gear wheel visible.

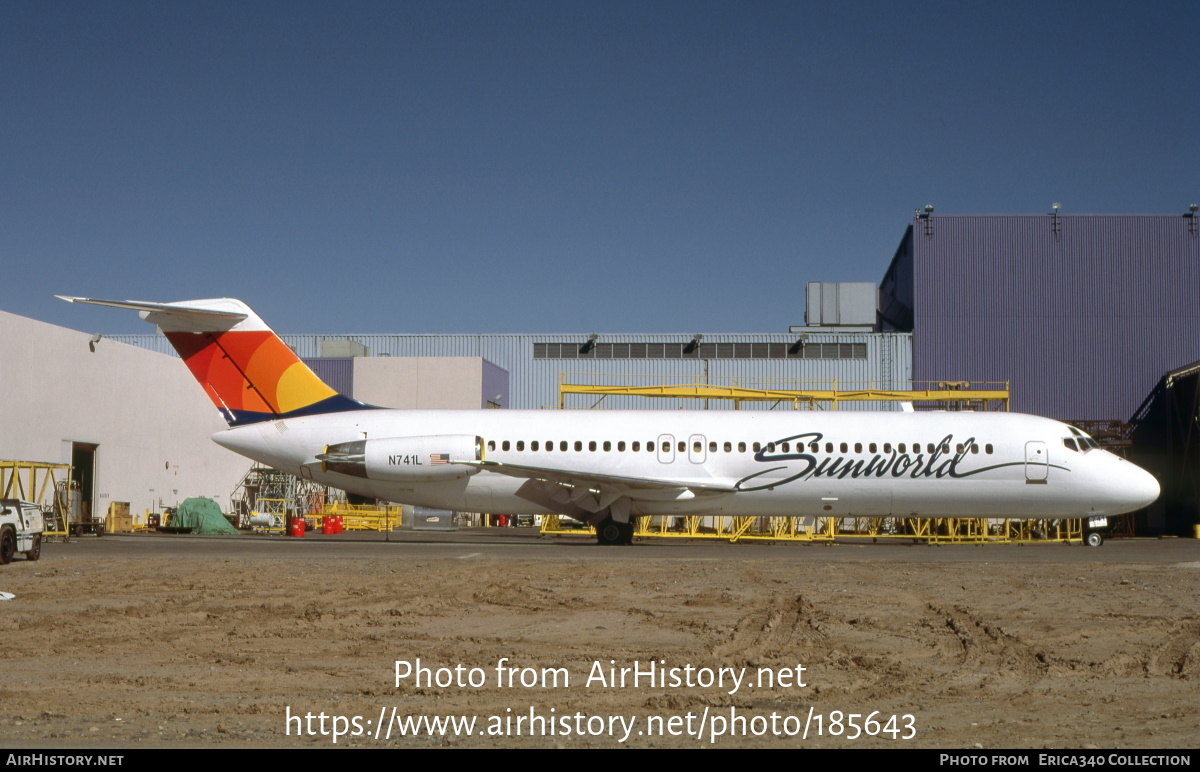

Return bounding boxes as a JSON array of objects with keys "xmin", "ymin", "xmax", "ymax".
[
  {"xmin": 1085, "ymin": 531, "xmax": 1103, "ymax": 548},
  {"xmin": 0, "ymin": 528, "xmax": 14, "ymax": 565},
  {"xmin": 596, "ymin": 517, "xmax": 634, "ymax": 546},
  {"xmin": 26, "ymin": 534, "xmax": 41, "ymax": 561}
]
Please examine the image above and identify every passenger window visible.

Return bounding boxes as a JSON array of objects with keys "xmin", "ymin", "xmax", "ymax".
[
  {"xmin": 530, "ymin": 441, "xmax": 538, "ymax": 451},
  {"xmin": 516, "ymin": 441, "xmax": 525, "ymax": 451},
  {"xmin": 809, "ymin": 442, "xmax": 819, "ymax": 452},
  {"xmin": 724, "ymin": 442, "xmax": 732, "ymax": 452},
  {"xmin": 589, "ymin": 441, "xmax": 597, "ymax": 451},
  {"xmin": 826, "ymin": 443, "xmax": 833, "ymax": 453},
  {"xmin": 662, "ymin": 441, "xmax": 670, "ymax": 453},
  {"xmin": 603, "ymin": 441, "xmax": 611, "ymax": 451},
  {"xmin": 560, "ymin": 441, "xmax": 568, "ymax": 451},
  {"xmin": 766, "ymin": 442, "xmax": 775, "ymax": 452},
  {"xmin": 985, "ymin": 444, "xmax": 993, "ymax": 454},
  {"xmin": 632, "ymin": 441, "xmax": 640, "ymax": 452},
  {"xmin": 971, "ymin": 444, "xmax": 979, "ymax": 454},
  {"xmin": 955, "ymin": 443, "xmax": 963, "ymax": 453},
  {"xmin": 927, "ymin": 443, "xmax": 935, "ymax": 453},
  {"xmin": 618, "ymin": 441, "xmax": 626, "ymax": 452},
  {"xmin": 781, "ymin": 442, "xmax": 790, "ymax": 453},
  {"xmin": 545, "ymin": 441, "xmax": 552, "ymax": 452},
  {"xmin": 869, "ymin": 443, "xmax": 877, "ymax": 453},
  {"xmin": 752, "ymin": 442, "xmax": 761, "ymax": 452},
  {"xmin": 709, "ymin": 441, "xmax": 717, "ymax": 452},
  {"xmin": 738, "ymin": 442, "xmax": 747, "ymax": 453},
  {"xmin": 574, "ymin": 441, "xmax": 582, "ymax": 452},
  {"xmin": 693, "ymin": 441, "xmax": 702, "ymax": 453},
  {"xmin": 898, "ymin": 443, "xmax": 906, "ymax": 453},
  {"xmin": 488, "ymin": 440, "xmax": 496, "ymax": 451},
  {"xmin": 502, "ymin": 441, "xmax": 511, "ymax": 451},
  {"xmin": 883, "ymin": 443, "xmax": 891, "ymax": 453},
  {"xmin": 840, "ymin": 443, "xmax": 848, "ymax": 453},
  {"xmin": 678, "ymin": 441, "xmax": 685, "ymax": 453}
]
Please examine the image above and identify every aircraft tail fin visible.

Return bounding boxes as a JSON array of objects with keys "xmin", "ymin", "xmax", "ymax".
[{"xmin": 57, "ymin": 296, "xmax": 375, "ymax": 427}]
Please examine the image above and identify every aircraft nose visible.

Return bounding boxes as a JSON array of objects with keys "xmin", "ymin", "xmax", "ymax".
[
  {"xmin": 1112, "ymin": 460, "xmax": 1160, "ymax": 513},
  {"xmin": 1132, "ymin": 466, "xmax": 1161, "ymax": 509}
]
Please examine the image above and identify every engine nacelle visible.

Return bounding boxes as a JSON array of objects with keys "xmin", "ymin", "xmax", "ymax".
[{"xmin": 317, "ymin": 435, "xmax": 483, "ymax": 482}]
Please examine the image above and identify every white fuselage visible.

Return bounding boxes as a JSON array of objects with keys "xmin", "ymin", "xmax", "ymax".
[{"xmin": 212, "ymin": 409, "xmax": 1160, "ymax": 520}]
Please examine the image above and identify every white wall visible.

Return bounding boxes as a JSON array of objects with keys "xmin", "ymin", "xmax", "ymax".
[
  {"xmin": 0, "ymin": 311, "xmax": 251, "ymax": 518},
  {"xmin": 353, "ymin": 357, "xmax": 485, "ymax": 409}
]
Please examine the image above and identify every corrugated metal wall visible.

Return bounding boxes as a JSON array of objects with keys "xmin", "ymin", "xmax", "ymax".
[
  {"xmin": 107, "ymin": 330, "xmax": 913, "ymax": 411},
  {"xmin": 305, "ymin": 357, "xmax": 355, "ymax": 396},
  {"xmin": 895, "ymin": 214, "xmax": 1200, "ymax": 421}
]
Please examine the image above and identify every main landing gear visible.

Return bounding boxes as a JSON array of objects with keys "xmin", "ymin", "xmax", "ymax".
[{"xmin": 596, "ymin": 516, "xmax": 634, "ymax": 546}]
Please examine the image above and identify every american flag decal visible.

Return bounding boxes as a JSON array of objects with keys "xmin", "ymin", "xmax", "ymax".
[{"xmin": 430, "ymin": 453, "xmax": 450, "ymax": 465}]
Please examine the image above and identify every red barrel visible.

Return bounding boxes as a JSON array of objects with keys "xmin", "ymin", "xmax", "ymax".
[
  {"xmin": 321, "ymin": 517, "xmax": 335, "ymax": 534},
  {"xmin": 287, "ymin": 516, "xmax": 306, "ymax": 537}
]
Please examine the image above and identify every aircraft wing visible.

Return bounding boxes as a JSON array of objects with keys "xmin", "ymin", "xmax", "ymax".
[
  {"xmin": 461, "ymin": 459, "xmax": 735, "ymax": 493},
  {"xmin": 458, "ymin": 459, "xmax": 735, "ymax": 523}
]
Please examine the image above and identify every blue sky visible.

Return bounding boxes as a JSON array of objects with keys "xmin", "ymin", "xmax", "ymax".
[{"xmin": 4, "ymin": 0, "xmax": 1195, "ymax": 335}]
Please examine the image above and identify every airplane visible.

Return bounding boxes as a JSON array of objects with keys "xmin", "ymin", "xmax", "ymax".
[{"xmin": 58, "ymin": 296, "xmax": 1160, "ymax": 545}]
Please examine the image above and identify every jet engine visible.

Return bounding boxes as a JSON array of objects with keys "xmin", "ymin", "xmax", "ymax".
[{"xmin": 317, "ymin": 435, "xmax": 483, "ymax": 482}]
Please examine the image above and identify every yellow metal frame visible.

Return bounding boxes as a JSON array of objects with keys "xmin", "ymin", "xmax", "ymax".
[
  {"xmin": 539, "ymin": 513, "xmax": 1085, "ymax": 545},
  {"xmin": 0, "ymin": 460, "xmax": 72, "ymax": 538},
  {"xmin": 321, "ymin": 500, "xmax": 403, "ymax": 531},
  {"xmin": 558, "ymin": 374, "xmax": 1010, "ymax": 411},
  {"xmin": 540, "ymin": 377, "xmax": 1066, "ymax": 543}
]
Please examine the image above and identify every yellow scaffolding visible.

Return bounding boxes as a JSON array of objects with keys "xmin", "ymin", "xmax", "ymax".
[
  {"xmin": 558, "ymin": 374, "xmax": 1010, "ymax": 411},
  {"xmin": 320, "ymin": 500, "xmax": 403, "ymax": 531},
  {"xmin": 540, "ymin": 514, "xmax": 1086, "ymax": 545},
  {"xmin": 541, "ymin": 374, "xmax": 1079, "ymax": 543},
  {"xmin": 0, "ymin": 460, "xmax": 72, "ymax": 538}
]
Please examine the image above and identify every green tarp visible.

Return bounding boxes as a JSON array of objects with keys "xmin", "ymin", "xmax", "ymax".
[{"xmin": 170, "ymin": 497, "xmax": 239, "ymax": 535}]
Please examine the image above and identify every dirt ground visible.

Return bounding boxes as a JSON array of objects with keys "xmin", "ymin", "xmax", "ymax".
[{"xmin": 0, "ymin": 535, "xmax": 1197, "ymax": 749}]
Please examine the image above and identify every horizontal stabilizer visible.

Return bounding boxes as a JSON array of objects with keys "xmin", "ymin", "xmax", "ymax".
[{"xmin": 55, "ymin": 296, "xmax": 253, "ymax": 333}]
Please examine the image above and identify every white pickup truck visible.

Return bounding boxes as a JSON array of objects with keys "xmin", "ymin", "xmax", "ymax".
[{"xmin": 0, "ymin": 499, "xmax": 44, "ymax": 564}]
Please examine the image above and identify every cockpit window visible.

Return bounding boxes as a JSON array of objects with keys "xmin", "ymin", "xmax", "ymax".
[
  {"xmin": 1064, "ymin": 425, "xmax": 1103, "ymax": 452},
  {"xmin": 1064, "ymin": 435, "xmax": 1101, "ymax": 452}
]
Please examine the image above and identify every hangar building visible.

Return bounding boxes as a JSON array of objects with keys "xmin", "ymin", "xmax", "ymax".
[
  {"xmin": 9, "ymin": 212, "xmax": 1195, "ymax": 535},
  {"xmin": 879, "ymin": 211, "xmax": 1200, "ymax": 533},
  {"xmin": 0, "ymin": 311, "xmax": 250, "ymax": 520},
  {"xmin": 3, "ymin": 283, "xmax": 908, "ymax": 524},
  {"xmin": 109, "ymin": 283, "xmax": 913, "ymax": 413}
]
